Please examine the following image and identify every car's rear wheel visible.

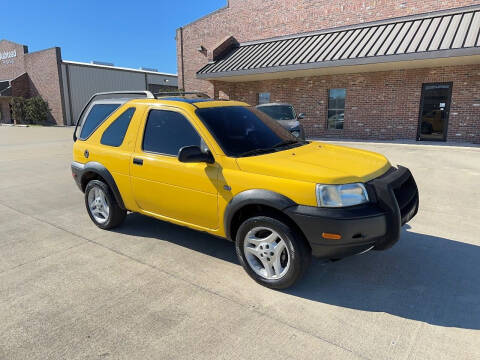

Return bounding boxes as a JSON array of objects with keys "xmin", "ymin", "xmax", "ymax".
[
  {"xmin": 85, "ymin": 179, "xmax": 126, "ymax": 229},
  {"xmin": 235, "ymin": 216, "xmax": 311, "ymax": 289}
]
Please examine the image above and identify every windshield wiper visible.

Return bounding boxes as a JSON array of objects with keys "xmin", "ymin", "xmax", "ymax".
[
  {"xmin": 238, "ymin": 148, "xmax": 275, "ymax": 157},
  {"xmin": 271, "ymin": 140, "xmax": 301, "ymax": 148},
  {"xmin": 238, "ymin": 140, "xmax": 305, "ymax": 157}
]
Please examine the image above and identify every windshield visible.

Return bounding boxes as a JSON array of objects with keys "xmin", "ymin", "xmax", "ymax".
[
  {"xmin": 196, "ymin": 106, "xmax": 304, "ymax": 157},
  {"xmin": 257, "ymin": 105, "xmax": 295, "ymax": 120}
]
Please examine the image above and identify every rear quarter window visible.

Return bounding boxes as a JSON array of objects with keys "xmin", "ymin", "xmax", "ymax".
[
  {"xmin": 101, "ymin": 108, "xmax": 136, "ymax": 147},
  {"xmin": 79, "ymin": 103, "xmax": 120, "ymax": 140}
]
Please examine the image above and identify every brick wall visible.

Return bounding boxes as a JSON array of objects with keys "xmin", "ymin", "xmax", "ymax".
[
  {"xmin": 11, "ymin": 73, "xmax": 30, "ymax": 98},
  {"xmin": 214, "ymin": 63, "xmax": 480, "ymax": 143},
  {"xmin": 0, "ymin": 40, "xmax": 64, "ymax": 125},
  {"xmin": 178, "ymin": 0, "xmax": 479, "ymax": 94},
  {"xmin": 0, "ymin": 40, "xmax": 27, "ymax": 81},
  {"xmin": 24, "ymin": 47, "xmax": 64, "ymax": 125}
]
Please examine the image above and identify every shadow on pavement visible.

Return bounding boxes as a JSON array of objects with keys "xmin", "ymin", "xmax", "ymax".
[
  {"xmin": 288, "ymin": 229, "xmax": 480, "ymax": 330},
  {"xmin": 116, "ymin": 213, "xmax": 479, "ymax": 330},
  {"xmin": 117, "ymin": 213, "xmax": 238, "ymax": 264}
]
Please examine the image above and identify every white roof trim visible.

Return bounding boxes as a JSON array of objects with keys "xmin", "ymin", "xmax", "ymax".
[{"xmin": 62, "ymin": 60, "xmax": 177, "ymax": 77}]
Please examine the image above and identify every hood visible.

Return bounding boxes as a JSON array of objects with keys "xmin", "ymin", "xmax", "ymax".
[
  {"xmin": 276, "ymin": 119, "xmax": 299, "ymax": 129},
  {"xmin": 236, "ymin": 142, "xmax": 391, "ymax": 184}
]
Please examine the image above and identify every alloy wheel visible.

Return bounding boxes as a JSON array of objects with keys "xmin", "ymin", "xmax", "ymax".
[
  {"xmin": 87, "ymin": 186, "xmax": 110, "ymax": 224},
  {"xmin": 243, "ymin": 227, "xmax": 291, "ymax": 280}
]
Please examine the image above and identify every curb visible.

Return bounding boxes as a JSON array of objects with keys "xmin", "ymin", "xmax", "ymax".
[{"xmin": 310, "ymin": 138, "xmax": 480, "ymax": 151}]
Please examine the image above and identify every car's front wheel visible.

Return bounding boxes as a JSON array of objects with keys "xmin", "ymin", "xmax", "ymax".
[
  {"xmin": 235, "ymin": 216, "xmax": 311, "ymax": 289},
  {"xmin": 85, "ymin": 179, "xmax": 126, "ymax": 230}
]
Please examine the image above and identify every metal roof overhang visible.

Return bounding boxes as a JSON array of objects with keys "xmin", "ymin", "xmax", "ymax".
[{"xmin": 197, "ymin": 6, "xmax": 480, "ymax": 82}]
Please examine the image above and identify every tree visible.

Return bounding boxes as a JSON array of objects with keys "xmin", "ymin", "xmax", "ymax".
[
  {"xmin": 10, "ymin": 97, "xmax": 26, "ymax": 124},
  {"xmin": 24, "ymin": 96, "xmax": 50, "ymax": 124}
]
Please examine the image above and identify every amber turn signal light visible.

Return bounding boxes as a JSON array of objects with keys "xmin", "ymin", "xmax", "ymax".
[{"xmin": 322, "ymin": 232, "xmax": 342, "ymax": 240}]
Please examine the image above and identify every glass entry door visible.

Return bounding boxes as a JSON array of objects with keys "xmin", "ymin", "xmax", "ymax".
[{"xmin": 418, "ymin": 83, "xmax": 452, "ymax": 141}]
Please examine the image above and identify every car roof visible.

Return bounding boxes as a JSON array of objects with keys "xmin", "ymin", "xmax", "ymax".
[
  {"xmin": 80, "ymin": 91, "xmax": 249, "ymax": 112},
  {"xmin": 128, "ymin": 98, "xmax": 248, "ymax": 109}
]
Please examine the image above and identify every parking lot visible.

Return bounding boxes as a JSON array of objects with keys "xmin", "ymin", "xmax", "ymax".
[{"xmin": 0, "ymin": 126, "xmax": 479, "ymax": 359}]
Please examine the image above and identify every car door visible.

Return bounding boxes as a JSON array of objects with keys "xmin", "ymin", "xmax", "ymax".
[{"xmin": 130, "ymin": 106, "xmax": 220, "ymax": 230}]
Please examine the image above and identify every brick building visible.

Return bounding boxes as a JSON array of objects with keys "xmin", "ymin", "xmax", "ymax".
[
  {"xmin": 177, "ymin": 1, "xmax": 480, "ymax": 143},
  {"xmin": 0, "ymin": 39, "xmax": 177, "ymax": 125}
]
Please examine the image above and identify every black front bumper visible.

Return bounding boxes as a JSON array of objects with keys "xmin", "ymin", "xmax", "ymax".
[{"xmin": 284, "ymin": 166, "xmax": 419, "ymax": 259}]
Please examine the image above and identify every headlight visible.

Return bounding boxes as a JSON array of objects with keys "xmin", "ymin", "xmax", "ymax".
[
  {"xmin": 291, "ymin": 130, "xmax": 300, "ymax": 137},
  {"xmin": 316, "ymin": 183, "xmax": 369, "ymax": 207}
]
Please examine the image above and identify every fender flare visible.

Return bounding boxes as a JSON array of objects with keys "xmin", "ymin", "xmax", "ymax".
[
  {"xmin": 72, "ymin": 161, "xmax": 126, "ymax": 210},
  {"xmin": 223, "ymin": 189, "xmax": 296, "ymax": 241}
]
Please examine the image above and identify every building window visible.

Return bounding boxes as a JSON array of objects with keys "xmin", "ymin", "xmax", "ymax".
[
  {"xmin": 258, "ymin": 92, "xmax": 271, "ymax": 105},
  {"xmin": 327, "ymin": 88, "xmax": 346, "ymax": 130}
]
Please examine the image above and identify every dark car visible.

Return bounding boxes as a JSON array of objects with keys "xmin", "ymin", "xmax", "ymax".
[{"xmin": 256, "ymin": 103, "xmax": 306, "ymax": 139}]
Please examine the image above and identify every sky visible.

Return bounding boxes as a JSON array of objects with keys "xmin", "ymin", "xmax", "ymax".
[{"xmin": 2, "ymin": 0, "xmax": 226, "ymax": 74}]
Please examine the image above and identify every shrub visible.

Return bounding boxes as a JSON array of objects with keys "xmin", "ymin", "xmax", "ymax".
[
  {"xmin": 10, "ymin": 97, "xmax": 26, "ymax": 124},
  {"xmin": 24, "ymin": 96, "xmax": 50, "ymax": 125}
]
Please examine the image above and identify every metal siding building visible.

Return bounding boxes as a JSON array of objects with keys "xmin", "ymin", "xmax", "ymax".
[
  {"xmin": 61, "ymin": 61, "xmax": 178, "ymax": 125},
  {"xmin": 0, "ymin": 39, "xmax": 177, "ymax": 126}
]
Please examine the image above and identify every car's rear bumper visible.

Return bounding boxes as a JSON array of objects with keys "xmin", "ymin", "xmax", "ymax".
[
  {"xmin": 71, "ymin": 161, "xmax": 84, "ymax": 191},
  {"xmin": 284, "ymin": 166, "xmax": 419, "ymax": 259}
]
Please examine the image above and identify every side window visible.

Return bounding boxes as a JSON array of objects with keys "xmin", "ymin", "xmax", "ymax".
[
  {"xmin": 101, "ymin": 108, "xmax": 136, "ymax": 147},
  {"xmin": 142, "ymin": 110, "xmax": 201, "ymax": 156},
  {"xmin": 79, "ymin": 103, "xmax": 120, "ymax": 139}
]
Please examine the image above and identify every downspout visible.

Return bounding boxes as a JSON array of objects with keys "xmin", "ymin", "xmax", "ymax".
[{"xmin": 179, "ymin": 26, "xmax": 185, "ymax": 91}]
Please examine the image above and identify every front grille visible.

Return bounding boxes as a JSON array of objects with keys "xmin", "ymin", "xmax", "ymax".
[
  {"xmin": 388, "ymin": 171, "xmax": 418, "ymax": 225},
  {"xmin": 393, "ymin": 175, "xmax": 417, "ymax": 220},
  {"xmin": 366, "ymin": 166, "xmax": 418, "ymax": 249},
  {"xmin": 369, "ymin": 166, "xmax": 419, "ymax": 226}
]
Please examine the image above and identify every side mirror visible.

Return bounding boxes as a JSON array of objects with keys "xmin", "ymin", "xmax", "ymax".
[
  {"xmin": 297, "ymin": 113, "xmax": 305, "ymax": 120},
  {"xmin": 178, "ymin": 146, "xmax": 215, "ymax": 164}
]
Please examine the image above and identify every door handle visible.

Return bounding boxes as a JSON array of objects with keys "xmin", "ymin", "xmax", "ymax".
[{"xmin": 133, "ymin": 157, "xmax": 143, "ymax": 166}]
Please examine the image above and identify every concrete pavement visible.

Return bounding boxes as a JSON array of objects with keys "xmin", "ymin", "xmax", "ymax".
[{"xmin": 0, "ymin": 126, "xmax": 479, "ymax": 359}]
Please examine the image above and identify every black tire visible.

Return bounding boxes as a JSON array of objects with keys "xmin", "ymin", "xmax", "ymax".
[
  {"xmin": 235, "ymin": 216, "xmax": 311, "ymax": 289},
  {"xmin": 84, "ymin": 179, "xmax": 126, "ymax": 230}
]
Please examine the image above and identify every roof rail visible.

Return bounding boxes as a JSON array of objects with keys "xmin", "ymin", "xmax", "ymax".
[
  {"xmin": 154, "ymin": 91, "xmax": 210, "ymax": 99},
  {"xmin": 73, "ymin": 90, "xmax": 154, "ymax": 141},
  {"xmin": 88, "ymin": 90, "xmax": 155, "ymax": 100}
]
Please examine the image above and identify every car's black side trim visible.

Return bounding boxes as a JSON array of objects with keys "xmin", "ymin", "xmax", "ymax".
[
  {"xmin": 224, "ymin": 189, "xmax": 296, "ymax": 241},
  {"xmin": 71, "ymin": 161, "xmax": 126, "ymax": 210}
]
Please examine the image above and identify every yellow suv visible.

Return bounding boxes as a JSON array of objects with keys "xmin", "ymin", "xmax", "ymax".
[{"xmin": 72, "ymin": 91, "xmax": 419, "ymax": 289}]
